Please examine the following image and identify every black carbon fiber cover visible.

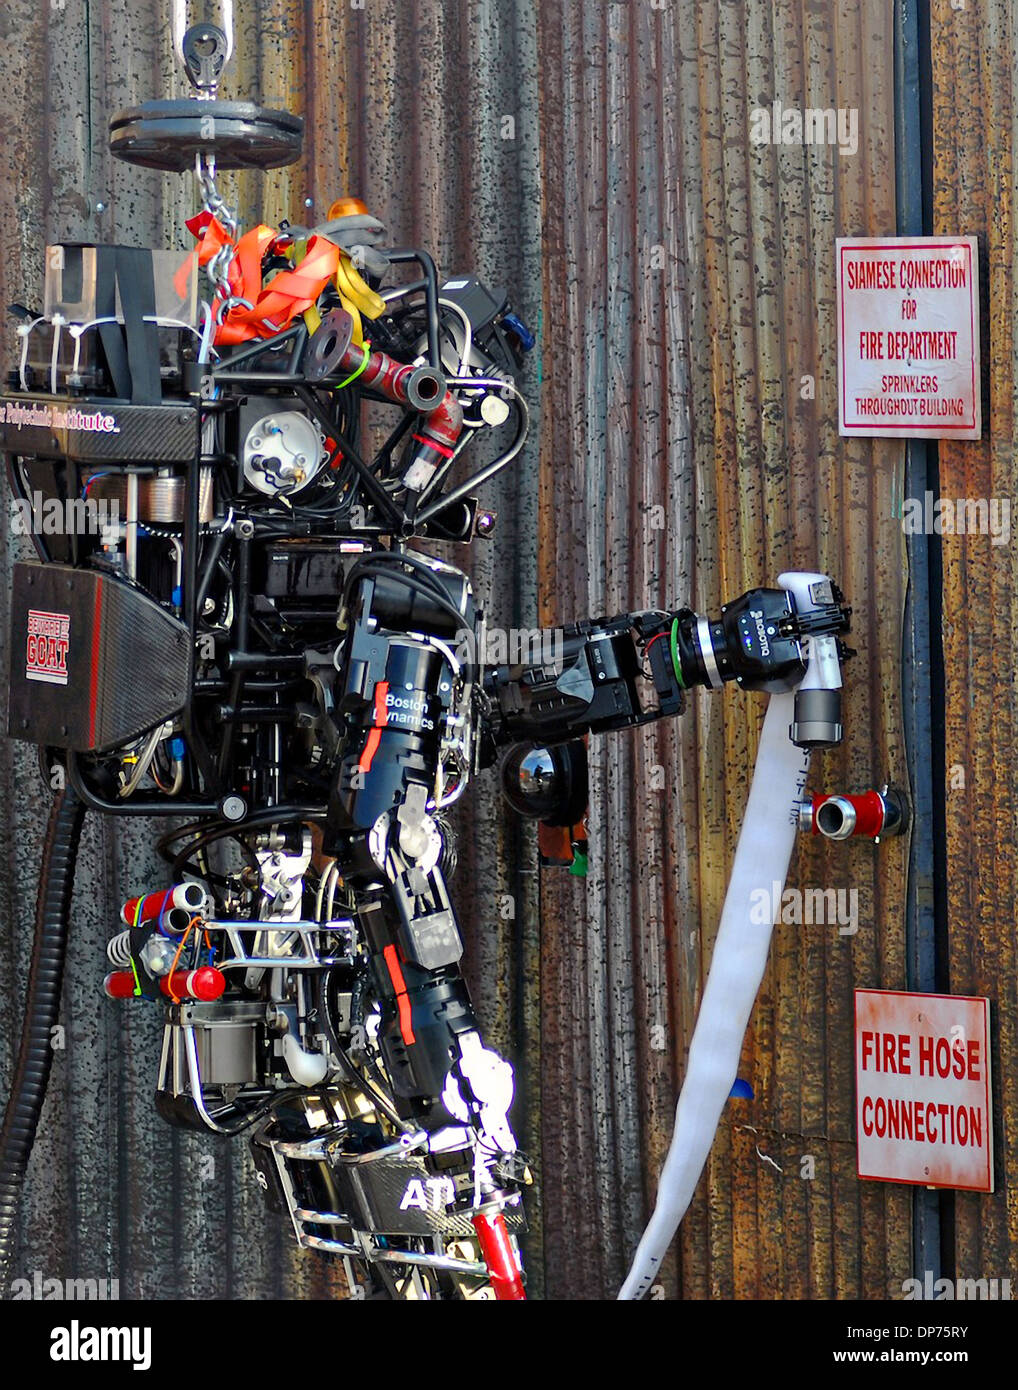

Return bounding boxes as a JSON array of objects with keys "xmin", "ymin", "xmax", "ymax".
[
  {"xmin": 0, "ymin": 394, "xmax": 199, "ymax": 462},
  {"xmin": 330, "ymin": 1151, "xmax": 526, "ymax": 1239},
  {"xmin": 7, "ymin": 561, "xmax": 191, "ymax": 752}
]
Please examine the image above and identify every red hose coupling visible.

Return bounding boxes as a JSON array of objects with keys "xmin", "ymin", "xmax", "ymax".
[
  {"xmin": 158, "ymin": 967, "xmax": 227, "ymax": 1002},
  {"xmin": 472, "ymin": 1209, "xmax": 526, "ymax": 1300},
  {"xmin": 405, "ymin": 392, "xmax": 463, "ymax": 486},
  {"xmin": 797, "ymin": 787, "xmax": 906, "ymax": 841}
]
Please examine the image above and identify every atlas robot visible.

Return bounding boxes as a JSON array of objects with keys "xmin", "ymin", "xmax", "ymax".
[{"xmin": 0, "ymin": 22, "xmax": 864, "ymax": 1299}]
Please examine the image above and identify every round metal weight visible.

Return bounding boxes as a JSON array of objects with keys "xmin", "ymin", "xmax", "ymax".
[{"xmin": 109, "ymin": 100, "xmax": 303, "ymax": 172}]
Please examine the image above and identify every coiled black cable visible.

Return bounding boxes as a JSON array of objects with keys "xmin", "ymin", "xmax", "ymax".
[{"xmin": 0, "ymin": 786, "xmax": 85, "ymax": 1296}]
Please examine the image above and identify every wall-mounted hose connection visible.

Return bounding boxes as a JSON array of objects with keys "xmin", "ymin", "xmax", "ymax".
[{"xmin": 797, "ymin": 787, "xmax": 906, "ymax": 840}]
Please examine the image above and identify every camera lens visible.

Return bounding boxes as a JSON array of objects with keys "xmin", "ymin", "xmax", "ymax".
[{"xmin": 500, "ymin": 740, "xmax": 588, "ymax": 826}]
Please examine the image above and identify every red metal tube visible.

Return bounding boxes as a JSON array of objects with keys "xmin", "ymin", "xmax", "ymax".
[
  {"xmin": 471, "ymin": 1210, "xmax": 526, "ymax": 1300},
  {"xmin": 338, "ymin": 342, "xmax": 463, "ymax": 490},
  {"xmin": 103, "ymin": 971, "xmax": 138, "ymax": 999},
  {"xmin": 121, "ymin": 882, "xmax": 208, "ymax": 925}
]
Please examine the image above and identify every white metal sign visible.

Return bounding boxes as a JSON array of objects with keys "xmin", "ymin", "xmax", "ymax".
[
  {"xmin": 855, "ymin": 989, "xmax": 993, "ymax": 1193},
  {"xmin": 837, "ymin": 236, "xmax": 980, "ymax": 439}
]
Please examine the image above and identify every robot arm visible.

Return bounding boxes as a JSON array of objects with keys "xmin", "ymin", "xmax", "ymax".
[{"xmin": 482, "ymin": 577, "xmax": 852, "ymax": 819}]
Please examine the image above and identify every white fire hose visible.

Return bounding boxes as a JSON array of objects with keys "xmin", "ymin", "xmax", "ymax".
[{"xmin": 618, "ymin": 572, "xmax": 842, "ymax": 1300}]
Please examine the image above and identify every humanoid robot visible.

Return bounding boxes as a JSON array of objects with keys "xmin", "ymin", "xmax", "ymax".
[{"xmin": 0, "ymin": 22, "xmax": 857, "ymax": 1300}]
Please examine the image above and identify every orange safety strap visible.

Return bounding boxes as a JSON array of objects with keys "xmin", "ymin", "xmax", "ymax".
[
  {"xmin": 175, "ymin": 213, "xmax": 341, "ymax": 346},
  {"xmin": 172, "ymin": 211, "xmax": 237, "ymax": 300}
]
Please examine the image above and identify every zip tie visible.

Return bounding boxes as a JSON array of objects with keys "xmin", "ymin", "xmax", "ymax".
[
  {"xmin": 334, "ymin": 342, "xmax": 371, "ymax": 391},
  {"xmin": 49, "ymin": 315, "xmax": 65, "ymax": 395},
  {"xmin": 17, "ymin": 321, "xmax": 37, "ymax": 391}
]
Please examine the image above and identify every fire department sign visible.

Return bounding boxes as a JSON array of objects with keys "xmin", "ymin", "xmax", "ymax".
[
  {"xmin": 855, "ymin": 989, "xmax": 993, "ymax": 1193},
  {"xmin": 837, "ymin": 236, "xmax": 980, "ymax": 439}
]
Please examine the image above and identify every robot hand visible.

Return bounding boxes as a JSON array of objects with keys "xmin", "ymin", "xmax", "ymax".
[{"xmin": 485, "ymin": 573, "xmax": 852, "ymax": 823}]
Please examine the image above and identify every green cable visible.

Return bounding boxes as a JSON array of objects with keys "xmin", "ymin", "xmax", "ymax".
[
  {"xmin": 334, "ymin": 342, "xmax": 371, "ymax": 391},
  {"xmin": 131, "ymin": 897, "xmax": 143, "ymax": 996},
  {"xmin": 669, "ymin": 616, "xmax": 685, "ymax": 689}
]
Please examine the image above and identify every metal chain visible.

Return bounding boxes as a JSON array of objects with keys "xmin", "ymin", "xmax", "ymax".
[{"xmin": 195, "ymin": 152, "xmax": 253, "ymax": 324}]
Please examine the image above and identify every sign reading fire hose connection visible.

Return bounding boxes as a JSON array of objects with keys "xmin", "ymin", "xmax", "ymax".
[
  {"xmin": 837, "ymin": 236, "xmax": 980, "ymax": 439},
  {"xmin": 855, "ymin": 989, "xmax": 993, "ymax": 1193}
]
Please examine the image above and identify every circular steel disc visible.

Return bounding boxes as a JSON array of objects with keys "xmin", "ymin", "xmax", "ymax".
[{"xmin": 109, "ymin": 100, "xmax": 303, "ymax": 172}]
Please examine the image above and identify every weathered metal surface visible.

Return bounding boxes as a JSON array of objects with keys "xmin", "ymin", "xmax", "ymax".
[
  {"xmin": 0, "ymin": 0, "xmax": 918, "ymax": 1301},
  {"xmin": 534, "ymin": 0, "xmax": 911, "ymax": 1298},
  {"xmin": 930, "ymin": 0, "xmax": 1018, "ymax": 1295}
]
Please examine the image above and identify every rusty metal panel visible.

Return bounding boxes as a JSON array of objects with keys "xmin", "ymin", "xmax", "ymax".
[
  {"xmin": 535, "ymin": 0, "xmax": 910, "ymax": 1299},
  {"xmin": 0, "ymin": 0, "xmax": 915, "ymax": 1302},
  {"xmin": 930, "ymin": 0, "xmax": 1018, "ymax": 1294}
]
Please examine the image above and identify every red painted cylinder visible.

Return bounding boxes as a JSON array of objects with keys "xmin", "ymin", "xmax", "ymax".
[
  {"xmin": 158, "ymin": 967, "xmax": 226, "ymax": 1002},
  {"xmin": 808, "ymin": 790, "xmax": 889, "ymax": 839},
  {"xmin": 103, "ymin": 970, "xmax": 137, "ymax": 999},
  {"xmin": 471, "ymin": 1210, "xmax": 526, "ymax": 1300},
  {"xmin": 121, "ymin": 882, "xmax": 207, "ymax": 925}
]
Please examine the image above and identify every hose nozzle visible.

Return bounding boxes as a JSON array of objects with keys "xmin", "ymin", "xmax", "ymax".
[
  {"xmin": 790, "ymin": 686, "xmax": 843, "ymax": 749},
  {"xmin": 777, "ymin": 572, "xmax": 850, "ymax": 749}
]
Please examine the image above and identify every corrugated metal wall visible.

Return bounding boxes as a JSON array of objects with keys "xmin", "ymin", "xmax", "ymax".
[
  {"xmin": 0, "ymin": 0, "xmax": 967, "ymax": 1301},
  {"xmin": 535, "ymin": 0, "xmax": 911, "ymax": 1299},
  {"xmin": 931, "ymin": 0, "xmax": 1018, "ymax": 1292}
]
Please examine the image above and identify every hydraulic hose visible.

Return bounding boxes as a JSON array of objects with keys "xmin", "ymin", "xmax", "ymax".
[{"xmin": 0, "ymin": 785, "xmax": 85, "ymax": 1295}]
